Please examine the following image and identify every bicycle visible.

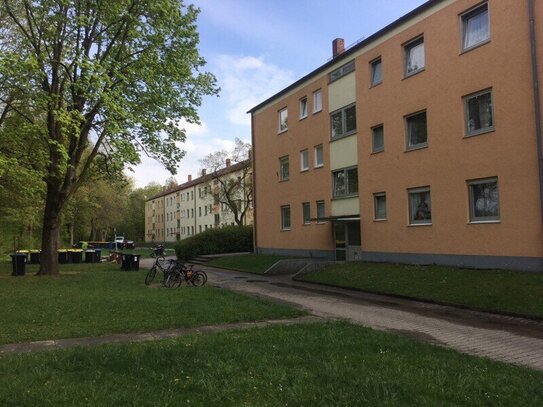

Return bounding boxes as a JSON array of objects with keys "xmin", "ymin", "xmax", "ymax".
[
  {"xmin": 145, "ymin": 245, "xmax": 171, "ymax": 286},
  {"xmin": 163, "ymin": 261, "xmax": 208, "ymax": 288}
]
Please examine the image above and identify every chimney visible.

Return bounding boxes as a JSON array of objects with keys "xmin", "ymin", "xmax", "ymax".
[
  {"xmin": 332, "ymin": 38, "xmax": 345, "ymax": 58},
  {"xmin": 226, "ymin": 158, "xmax": 231, "ymax": 167},
  {"xmin": 188, "ymin": 174, "xmax": 192, "ymax": 182},
  {"xmin": 201, "ymin": 169, "xmax": 206, "ymax": 176}
]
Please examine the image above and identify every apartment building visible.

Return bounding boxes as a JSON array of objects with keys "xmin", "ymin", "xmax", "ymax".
[
  {"xmin": 144, "ymin": 159, "xmax": 253, "ymax": 243},
  {"xmin": 249, "ymin": 0, "xmax": 543, "ymax": 271}
]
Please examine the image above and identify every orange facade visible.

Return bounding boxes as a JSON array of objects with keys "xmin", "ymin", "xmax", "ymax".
[{"xmin": 251, "ymin": 0, "xmax": 543, "ymax": 270}]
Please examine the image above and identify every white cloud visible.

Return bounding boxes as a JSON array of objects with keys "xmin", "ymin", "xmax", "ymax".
[
  {"xmin": 175, "ymin": 118, "xmax": 209, "ymax": 137},
  {"xmin": 215, "ymin": 54, "xmax": 295, "ymax": 126}
]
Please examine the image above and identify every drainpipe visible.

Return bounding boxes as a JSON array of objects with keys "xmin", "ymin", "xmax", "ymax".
[
  {"xmin": 528, "ymin": 0, "xmax": 543, "ymax": 228},
  {"xmin": 250, "ymin": 113, "xmax": 258, "ymax": 254}
]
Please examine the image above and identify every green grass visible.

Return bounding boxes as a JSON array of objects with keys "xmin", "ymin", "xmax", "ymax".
[
  {"xmin": 0, "ymin": 262, "xmax": 304, "ymax": 345},
  {"xmin": 207, "ymin": 254, "xmax": 292, "ymax": 274},
  {"xmin": 1, "ymin": 322, "xmax": 542, "ymax": 406},
  {"xmin": 299, "ymin": 262, "xmax": 543, "ymax": 318}
]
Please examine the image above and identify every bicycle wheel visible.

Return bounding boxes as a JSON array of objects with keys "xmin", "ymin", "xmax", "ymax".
[
  {"xmin": 145, "ymin": 266, "xmax": 157, "ymax": 285},
  {"xmin": 164, "ymin": 270, "xmax": 182, "ymax": 288},
  {"xmin": 190, "ymin": 271, "xmax": 206, "ymax": 287}
]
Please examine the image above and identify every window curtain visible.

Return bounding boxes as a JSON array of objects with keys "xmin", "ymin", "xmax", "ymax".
[{"xmin": 464, "ymin": 10, "xmax": 489, "ymax": 49}]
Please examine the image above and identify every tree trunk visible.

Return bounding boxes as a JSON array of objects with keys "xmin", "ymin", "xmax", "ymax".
[
  {"xmin": 37, "ymin": 200, "xmax": 61, "ymax": 276},
  {"xmin": 68, "ymin": 222, "xmax": 74, "ymax": 247}
]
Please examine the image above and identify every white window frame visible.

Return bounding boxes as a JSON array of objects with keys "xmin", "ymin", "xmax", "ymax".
[
  {"xmin": 316, "ymin": 200, "xmax": 325, "ymax": 223},
  {"xmin": 461, "ymin": 2, "xmax": 490, "ymax": 52},
  {"xmin": 464, "ymin": 88, "xmax": 494, "ymax": 137},
  {"xmin": 300, "ymin": 149, "xmax": 309, "ymax": 172},
  {"xmin": 330, "ymin": 103, "xmax": 357, "ymax": 140},
  {"xmin": 329, "ymin": 60, "xmax": 355, "ymax": 82},
  {"xmin": 405, "ymin": 111, "xmax": 428, "ymax": 150},
  {"xmin": 313, "ymin": 90, "xmax": 322, "ymax": 113},
  {"xmin": 299, "ymin": 97, "xmax": 308, "ymax": 119},
  {"xmin": 370, "ymin": 57, "xmax": 382, "ymax": 86},
  {"xmin": 408, "ymin": 187, "xmax": 432, "ymax": 225},
  {"xmin": 279, "ymin": 156, "xmax": 289, "ymax": 181},
  {"xmin": 333, "ymin": 166, "xmax": 359, "ymax": 198},
  {"xmin": 280, "ymin": 205, "xmax": 291, "ymax": 230},
  {"xmin": 374, "ymin": 193, "xmax": 387, "ymax": 221},
  {"xmin": 404, "ymin": 36, "xmax": 425, "ymax": 77},
  {"xmin": 468, "ymin": 177, "xmax": 500, "ymax": 222},
  {"xmin": 278, "ymin": 107, "xmax": 288, "ymax": 133},
  {"xmin": 372, "ymin": 124, "xmax": 384, "ymax": 153},
  {"xmin": 302, "ymin": 202, "xmax": 311, "ymax": 225},
  {"xmin": 314, "ymin": 144, "xmax": 324, "ymax": 168}
]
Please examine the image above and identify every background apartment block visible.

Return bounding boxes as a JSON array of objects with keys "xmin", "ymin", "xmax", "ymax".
[
  {"xmin": 145, "ymin": 159, "xmax": 252, "ymax": 243},
  {"xmin": 250, "ymin": 0, "xmax": 543, "ymax": 271}
]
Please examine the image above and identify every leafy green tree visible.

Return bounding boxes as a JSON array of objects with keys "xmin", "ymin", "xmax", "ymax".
[{"xmin": 0, "ymin": 0, "xmax": 218, "ymax": 274}]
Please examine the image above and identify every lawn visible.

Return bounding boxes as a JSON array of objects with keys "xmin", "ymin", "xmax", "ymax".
[
  {"xmin": 207, "ymin": 254, "xmax": 289, "ymax": 274},
  {"xmin": 1, "ymin": 322, "xmax": 542, "ymax": 406},
  {"xmin": 0, "ymin": 262, "xmax": 304, "ymax": 344},
  {"xmin": 298, "ymin": 262, "xmax": 543, "ymax": 318}
]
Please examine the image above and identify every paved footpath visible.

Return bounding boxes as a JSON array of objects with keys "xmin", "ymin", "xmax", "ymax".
[
  {"xmin": 2, "ymin": 264, "xmax": 543, "ymax": 373},
  {"xmin": 201, "ymin": 266, "xmax": 543, "ymax": 372}
]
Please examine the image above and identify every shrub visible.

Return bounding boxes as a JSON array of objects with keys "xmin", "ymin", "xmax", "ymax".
[{"xmin": 175, "ymin": 225, "xmax": 253, "ymax": 261}]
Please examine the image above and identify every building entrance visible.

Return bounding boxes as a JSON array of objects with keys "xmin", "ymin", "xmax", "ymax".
[{"xmin": 334, "ymin": 220, "xmax": 361, "ymax": 261}]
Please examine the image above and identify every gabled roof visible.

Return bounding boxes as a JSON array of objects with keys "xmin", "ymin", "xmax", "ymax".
[
  {"xmin": 147, "ymin": 159, "xmax": 251, "ymax": 201},
  {"xmin": 247, "ymin": 0, "xmax": 444, "ymax": 114}
]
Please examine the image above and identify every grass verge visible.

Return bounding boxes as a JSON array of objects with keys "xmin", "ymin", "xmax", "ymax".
[
  {"xmin": 0, "ymin": 322, "xmax": 542, "ymax": 406},
  {"xmin": 207, "ymin": 254, "xmax": 292, "ymax": 274},
  {"xmin": 0, "ymin": 262, "xmax": 304, "ymax": 344},
  {"xmin": 298, "ymin": 262, "xmax": 543, "ymax": 318}
]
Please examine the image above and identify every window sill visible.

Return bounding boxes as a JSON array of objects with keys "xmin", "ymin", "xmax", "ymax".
[
  {"xmin": 302, "ymin": 222, "xmax": 311, "ymax": 226},
  {"xmin": 316, "ymin": 221, "xmax": 326, "ymax": 225},
  {"xmin": 403, "ymin": 67, "xmax": 425, "ymax": 80},
  {"xmin": 332, "ymin": 194, "xmax": 359, "ymax": 201},
  {"xmin": 312, "ymin": 109, "xmax": 322, "ymax": 115},
  {"xmin": 460, "ymin": 39, "xmax": 491, "ymax": 55},
  {"xmin": 374, "ymin": 219, "xmax": 387, "ymax": 222},
  {"xmin": 371, "ymin": 149, "xmax": 384, "ymax": 155},
  {"xmin": 408, "ymin": 222, "xmax": 432, "ymax": 227},
  {"xmin": 369, "ymin": 81, "xmax": 382, "ymax": 89},
  {"xmin": 405, "ymin": 144, "xmax": 428, "ymax": 152},
  {"xmin": 280, "ymin": 228, "xmax": 291, "ymax": 232},
  {"xmin": 299, "ymin": 115, "xmax": 308, "ymax": 121},
  {"xmin": 314, "ymin": 164, "xmax": 324, "ymax": 169},
  {"xmin": 279, "ymin": 179, "xmax": 289, "ymax": 183},
  {"xmin": 300, "ymin": 168, "xmax": 309, "ymax": 173},
  {"xmin": 278, "ymin": 129, "xmax": 288, "ymax": 135},
  {"xmin": 468, "ymin": 220, "xmax": 501, "ymax": 225},
  {"xmin": 464, "ymin": 128, "xmax": 495, "ymax": 138}
]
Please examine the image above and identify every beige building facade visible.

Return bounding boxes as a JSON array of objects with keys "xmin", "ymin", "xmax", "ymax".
[
  {"xmin": 145, "ymin": 160, "xmax": 253, "ymax": 243},
  {"xmin": 250, "ymin": 0, "xmax": 543, "ymax": 271}
]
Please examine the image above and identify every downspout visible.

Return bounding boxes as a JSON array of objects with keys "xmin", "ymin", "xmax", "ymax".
[
  {"xmin": 250, "ymin": 112, "xmax": 258, "ymax": 254},
  {"xmin": 528, "ymin": 0, "xmax": 543, "ymax": 229},
  {"xmin": 193, "ymin": 186, "xmax": 197, "ymax": 235}
]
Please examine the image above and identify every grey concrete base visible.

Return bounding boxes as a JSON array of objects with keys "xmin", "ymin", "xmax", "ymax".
[{"xmin": 256, "ymin": 247, "xmax": 334, "ymax": 260}]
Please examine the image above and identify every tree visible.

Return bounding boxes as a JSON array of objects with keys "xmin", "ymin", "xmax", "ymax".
[
  {"xmin": 0, "ymin": 0, "xmax": 218, "ymax": 274},
  {"xmin": 199, "ymin": 138, "xmax": 252, "ymax": 226}
]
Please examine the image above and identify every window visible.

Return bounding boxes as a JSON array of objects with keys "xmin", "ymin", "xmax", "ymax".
[
  {"xmin": 278, "ymin": 108, "xmax": 288, "ymax": 132},
  {"xmin": 198, "ymin": 207, "xmax": 201, "ymax": 217},
  {"xmin": 406, "ymin": 111, "xmax": 428, "ymax": 150},
  {"xmin": 214, "ymin": 214, "xmax": 220, "ymax": 225},
  {"xmin": 468, "ymin": 178, "xmax": 499, "ymax": 222},
  {"xmin": 374, "ymin": 193, "xmax": 387, "ymax": 220},
  {"xmin": 316, "ymin": 201, "xmax": 325, "ymax": 223},
  {"xmin": 300, "ymin": 149, "xmax": 309, "ymax": 171},
  {"xmin": 404, "ymin": 36, "xmax": 425, "ymax": 76},
  {"xmin": 464, "ymin": 89, "xmax": 494, "ymax": 136},
  {"xmin": 370, "ymin": 57, "xmax": 382, "ymax": 86},
  {"xmin": 372, "ymin": 125, "xmax": 384, "ymax": 153},
  {"xmin": 281, "ymin": 205, "xmax": 291, "ymax": 230},
  {"xmin": 314, "ymin": 144, "xmax": 324, "ymax": 168},
  {"xmin": 462, "ymin": 3, "xmax": 489, "ymax": 51},
  {"xmin": 279, "ymin": 156, "xmax": 289, "ymax": 181},
  {"xmin": 313, "ymin": 90, "xmax": 322, "ymax": 113},
  {"xmin": 329, "ymin": 60, "xmax": 355, "ymax": 82},
  {"xmin": 302, "ymin": 202, "xmax": 311, "ymax": 224},
  {"xmin": 333, "ymin": 167, "xmax": 358, "ymax": 197},
  {"xmin": 299, "ymin": 97, "xmax": 308, "ymax": 119},
  {"xmin": 331, "ymin": 104, "xmax": 356, "ymax": 139},
  {"xmin": 408, "ymin": 187, "xmax": 432, "ymax": 224}
]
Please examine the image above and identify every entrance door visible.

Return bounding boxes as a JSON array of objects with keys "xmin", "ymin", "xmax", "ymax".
[{"xmin": 334, "ymin": 221, "xmax": 361, "ymax": 261}]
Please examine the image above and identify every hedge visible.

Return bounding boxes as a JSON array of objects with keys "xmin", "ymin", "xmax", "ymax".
[{"xmin": 175, "ymin": 225, "xmax": 253, "ymax": 261}]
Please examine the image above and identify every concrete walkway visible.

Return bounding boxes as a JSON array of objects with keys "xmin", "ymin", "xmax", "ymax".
[{"xmin": 2, "ymin": 264, "xmax": 543, "ymax": 373}]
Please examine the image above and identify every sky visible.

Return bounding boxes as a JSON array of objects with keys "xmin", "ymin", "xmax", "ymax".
[{"xmin": 128, "ymin": 0, "xmax": 428, "ymax": 187}]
